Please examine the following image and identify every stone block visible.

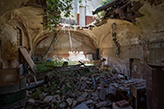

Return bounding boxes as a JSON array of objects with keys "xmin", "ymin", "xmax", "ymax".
[
  {"xmin": 74, "ymin": 103, "xmax": 89, "ymax": 109},
  {"xmin": 44, "ymin": 96, "xmax": 53, "ymax": 103},
  {"xmin": 99, "ymin": 87, "xmax": 106, "ymax": 101},
  {"xmin": 95, "ymin": 101, "xmax": 108, "ymax": 108},
  {"xmin": 66, "ymin": 98, "xmax": 73, "ymax": 106},
  {"xmin": 115, "ymin": 100, "xmax": 129, "ymax": 108}
]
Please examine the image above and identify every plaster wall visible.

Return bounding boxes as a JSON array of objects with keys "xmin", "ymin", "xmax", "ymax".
[
  {"xmin": 90, "ymin": 1, "xmax": 164, "ymax": 77},
  {"xmin": 0, "ymin": 0, "xmax": 29, "ymax": 17},
  {"xmin": 92, "ymin": 19, "xmax": 147, "ymax": 77},
  {"xmin": 0, "ymin": 6, "xmax": 44, "ymax": 68},
  {"xmin": 0, "ymin": 0, "xmax": 164, "ymax": 77},
  {"xmin": 34, "ymin": 31, "xmax": 97, "ymax": 60},
  {"xmin": 136, "ymin": 2, "xmax": 164, "ymax": 42}
]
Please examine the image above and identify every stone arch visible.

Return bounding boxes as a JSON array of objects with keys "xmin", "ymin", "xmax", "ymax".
[
  {"xmin": 32, "ymin": 30, "xmax": 55, "ymax": 54},
  {"xmin": 33, "ymin": 29, "xmax": 98, "ymax": 52},
  {"xmin": 11, "ymin": 14, "xmax": 32, "ymax": 51},
  {"xmin": 32, "ymin": 28, "xmax": 98, "ymax": 59},
  {"xmin": 0, "ymin": 12, "xmax": 33, "ymax": 67},
  {"xmin": 3, "ymin": 12, "xmax": 32, "ymax": 51}
]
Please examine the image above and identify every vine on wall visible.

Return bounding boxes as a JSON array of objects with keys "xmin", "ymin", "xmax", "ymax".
[{"xmin": 111, "ymin": 23, "xmax": 120, "ymax": 56}]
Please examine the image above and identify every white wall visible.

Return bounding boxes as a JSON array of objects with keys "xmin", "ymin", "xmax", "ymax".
[
  {"xmin": 61, "ymin": 0, "xmax": 102, "ymax": 24},
  {"xmin": 77, "ymin": 0, "xmax": 102, "ymax": 16}
]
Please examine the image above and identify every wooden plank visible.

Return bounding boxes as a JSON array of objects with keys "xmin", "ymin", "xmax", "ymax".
[
  {"xmin": 120, "ymin": 1, "xmax": 131, "ymax": 10},
  {"xmin": 19, "ymin": 47, "xmax": 36, "ymax": 74},
  {"xmin": 130, "ymin": 85, "xmax": 137, "ymax": 98},
  {"xmin": 113, "ymin": 102, "xmax": 133, "ymax": 109},
  {"xmin": 145, "ymin": 64, "xmax": 158, "ymax": 109}
]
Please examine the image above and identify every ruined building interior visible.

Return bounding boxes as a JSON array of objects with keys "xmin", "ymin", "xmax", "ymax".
[{"xmin": 0, "ymin": 0, "xmax": 164, "ymax": 109}]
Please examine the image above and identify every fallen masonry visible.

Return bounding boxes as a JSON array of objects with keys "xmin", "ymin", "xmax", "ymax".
[{"xmin": 25, "ymin": 63, "xmax": 146, "ymax": 109}]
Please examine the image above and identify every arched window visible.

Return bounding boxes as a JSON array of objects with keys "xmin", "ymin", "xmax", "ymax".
[{"xmin": 16, "ymin": 27, "xmax": 22, "ymax": 46}]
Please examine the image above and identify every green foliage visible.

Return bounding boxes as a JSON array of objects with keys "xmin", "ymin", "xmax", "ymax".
[
  {"xmin": 112, "ymin": 32, "xmax": 117, "ymax": 37},
  {"xmin": 34, "ymin": 59, "xmax": 78, "ymax": 74},
  {"xmin": 44, "ymin": 0, "xmax": 87, "ymax": 30},
  {"xmin": 67, "ymin": 61, "xmax": 78, "ymax": 65},
  {"xmin": 102, "ymin": 0, "xmax": 112, "ymax": 5},
  {"xmin": 113, "ymin": 37, "xmax": 117, "ymax": 41},
  {"xmin": 30, "ymin": 87, "xmax": 43, "ymax": 99},
  {"xmin": 44, "ymin": 0, "xmax": 73, "ymax": 30},
  {"xmin": 34, "ymin": 61, "xmax": 54, "ymax": 74},
  {"xmin": 61, "ymin": 85, "xmax": 71, "ymax": 93}
]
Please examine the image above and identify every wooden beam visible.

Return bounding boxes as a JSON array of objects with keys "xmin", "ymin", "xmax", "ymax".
[
  {"xmin": 19, "ymin": 47, "xmax": 36, "ymax": 74},
  {"xmin": 120, "ymin": 1, "xmax": 131, "ymax": 10},
  {"xmin": 93, "ymin": 0, "xmax": 117, "ymax": 14},
  {"xmin": 131, "ymin": 1, "xmax": 143, "ymax": 11}
]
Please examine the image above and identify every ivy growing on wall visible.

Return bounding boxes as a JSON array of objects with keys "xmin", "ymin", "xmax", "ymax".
[{"xmin": 111, "ymin": 23, "xmax": 120, "ymax": 56}]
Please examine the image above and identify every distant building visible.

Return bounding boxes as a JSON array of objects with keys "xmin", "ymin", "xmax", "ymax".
[{"xmin": 61, "ymin": 0, "xmax": 102, "ymax": 26}]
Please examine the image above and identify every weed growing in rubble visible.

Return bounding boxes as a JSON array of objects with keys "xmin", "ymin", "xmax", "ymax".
[
  {"xmin": 30, "ymin": 86, "xmax": 43, "ymax": 99},
  {"xmin": 34, "ymin": 61, "xmax": 54, "ymax": 74},
  {"xmin": 34, "ymin": 59, "xmax": 78, "ymax": 74}
]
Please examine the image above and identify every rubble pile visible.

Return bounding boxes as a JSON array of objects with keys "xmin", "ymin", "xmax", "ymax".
[{"xmin": 26, "ymin": 65, "xmax": 146, "ymax": 109}]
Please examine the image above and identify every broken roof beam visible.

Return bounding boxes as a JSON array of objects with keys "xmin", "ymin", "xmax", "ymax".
[
  {"xmin": 120, "ymin": 1, "xmax": 131, "ymax": 10},
  {"xmin": 93, "ymin": 0, "xmax": 117, "ymax": 15},
  {"xmin": 133, "ymin": 11, "xmax": 144, "ymax": 18},
  {"xmin": 144, "ymin": 0, "xmax": 163, "ymax": 6},
  {"xmin": 131, "ymin": 1, "xmax": 143, "ymax": 11}
]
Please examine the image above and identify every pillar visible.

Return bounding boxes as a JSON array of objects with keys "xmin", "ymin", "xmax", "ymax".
[{"xmin": 79, "ymin": 0, "xmax": 86, "ymax": 26}]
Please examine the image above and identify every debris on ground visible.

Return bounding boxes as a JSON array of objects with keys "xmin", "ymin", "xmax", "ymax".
[{"xmin": 25, "ymin": 61, "xmax": 146, "ymax": 109}]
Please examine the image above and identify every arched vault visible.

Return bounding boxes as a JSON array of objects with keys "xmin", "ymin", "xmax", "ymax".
[{"xmin": 32, "ymin": 28, "xmax": 99, "ymax": 54}]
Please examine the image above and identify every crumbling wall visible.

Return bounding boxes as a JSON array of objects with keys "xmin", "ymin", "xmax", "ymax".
[
  {"xmin": 0, "ymin": 13, "xmax": 28, "ymax": 67},
  {"xmin": 136, "ymin": 2, "xmax": 164, "ymax": 41},
  {"xmin": 0, "ymin": 6, "xmax": 44, "ymax": 67},
  {"xmin": 91, "ymin": 2, "xmax": 164, "ymax": 78},
  {"xmin": 0, "ymin": 0, "xmax": 30, "ymax": 17},
  {"xmin": 0, "ymin": 28, "xmax": 18, "ymax": 68},
  {"xmin": 135, "ymin": 2, "xmax": 164, "ymax": 65},
  {"xmin": 92, "ymin": 19, "xmax": 147, "ymax": 78}
]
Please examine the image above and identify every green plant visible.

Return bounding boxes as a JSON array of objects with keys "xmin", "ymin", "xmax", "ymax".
[
  {"xmin": 34, "ymin": 59, "xmax": 78, "ymax": 74},
  {"xmin": 112, "ymin": 32, "xmax": 117, "ymax": 37},
  {"xmin": 30, "ymin": 87, "xmax": 43, "ymax": 99},
  {"xmin": 34, "ymin": 61, "xmax": 54, "ymax": 74},
  {"xmin": 102, "ymin": 0, "xmax": 112, "ymax": 5},
  {"xmin": 44, "ymin": 0, "xmax": 72, "ymax": 30},
  {"xmin": 67, "ymin": 61, "xmax": 78, "ymax": 65},
  {"xmin": 44, "ymin": 0, "xmax": 87, "ymax": 30}
]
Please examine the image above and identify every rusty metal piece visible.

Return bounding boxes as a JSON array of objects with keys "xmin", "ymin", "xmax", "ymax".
[
  {"xmin": 0, "ymin": 76, "xmax": 26, "ymax": 108},
  {"xmin": 0, "ymin": 68, "xmax": 20, "ymax": 87}
]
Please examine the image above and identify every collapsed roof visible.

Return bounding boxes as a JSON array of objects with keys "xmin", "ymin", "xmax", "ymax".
[{"xmin": 93, "ymin": 0, "xmax": 144, "ymax": 24}]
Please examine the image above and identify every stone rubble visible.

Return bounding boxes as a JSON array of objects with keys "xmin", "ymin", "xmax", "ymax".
[{"xmin": 26, "ymin": 65, "xmax": 146, "ymax": 109}]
